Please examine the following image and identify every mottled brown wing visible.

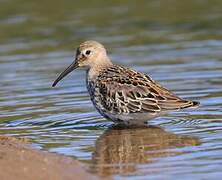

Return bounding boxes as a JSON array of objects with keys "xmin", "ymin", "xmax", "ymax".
[{"xmin": 94, "ymin": 65, "xmax": 198, "ymax": 114}]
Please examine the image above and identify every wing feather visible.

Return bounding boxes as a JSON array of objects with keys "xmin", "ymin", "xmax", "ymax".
[{"xmin": 93, "ymin": 65, "xmax": 198, "ymax": 114}]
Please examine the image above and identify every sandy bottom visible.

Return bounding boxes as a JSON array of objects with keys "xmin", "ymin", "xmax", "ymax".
[{"xmin": 0, "ymin": 136, "xmax": 100, "ymax": 180}]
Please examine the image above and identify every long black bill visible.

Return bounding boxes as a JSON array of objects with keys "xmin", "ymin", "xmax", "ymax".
[{"xmin": 52, "ymin": 62, "xmax": 78, "ymax": 87}]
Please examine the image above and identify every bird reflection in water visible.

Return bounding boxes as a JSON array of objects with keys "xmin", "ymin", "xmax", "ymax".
[{"xmin": 90, "ymin": 125, "xmax": 200, "ymax": 176}]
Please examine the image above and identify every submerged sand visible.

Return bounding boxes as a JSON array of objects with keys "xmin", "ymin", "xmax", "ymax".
[{"xmin": 0, "ymin": 136, "xmax": 100, "ymax": 180}]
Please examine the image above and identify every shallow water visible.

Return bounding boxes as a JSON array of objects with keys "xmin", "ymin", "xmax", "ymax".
[{"xmin": 0, "ymin": 0, "xmax": 222, "ymax": 179}]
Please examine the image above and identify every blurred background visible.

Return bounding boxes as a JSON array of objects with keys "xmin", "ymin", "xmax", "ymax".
[{"xmin": 0, "ymin": 0, "xmax": 222, "ymax": 179}]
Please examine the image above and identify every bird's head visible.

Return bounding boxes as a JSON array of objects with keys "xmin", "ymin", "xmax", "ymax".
[{"xmin": 52, "ymin": 40, "xmax": 111, "ymax": 87}]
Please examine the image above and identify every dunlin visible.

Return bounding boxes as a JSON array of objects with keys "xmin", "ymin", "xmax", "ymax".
[{"xmin": 52, "ymin": 41, "xmax": 199, "ymax": 125}]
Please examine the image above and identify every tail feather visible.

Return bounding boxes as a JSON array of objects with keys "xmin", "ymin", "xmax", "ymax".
[
  {"xmin": 159, "ymin": 100, "xmax": 199, "ymax": 110},
  {"xmin": 180, "ymin": 100, "xmax": 199, "ymax": 109}
]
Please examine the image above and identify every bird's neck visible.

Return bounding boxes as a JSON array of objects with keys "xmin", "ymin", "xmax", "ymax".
[{"xmin": 87, "ymin": 58, "xmax": 113, "ymax": 81}]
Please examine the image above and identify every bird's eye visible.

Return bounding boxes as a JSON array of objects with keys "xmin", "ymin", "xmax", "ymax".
[{"xmin": 85, "ymin": 50, "xmax": 91, "ymax": 55}]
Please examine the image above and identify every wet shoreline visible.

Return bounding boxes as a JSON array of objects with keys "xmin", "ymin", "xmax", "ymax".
[{"xmin": 0, "ymin": 135, "xmax": 101, "ymax": 180}]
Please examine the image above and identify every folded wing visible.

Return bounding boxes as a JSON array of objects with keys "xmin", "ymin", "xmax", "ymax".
[{"xmin": 94, "ymin": 66, "xmax": 199, "ymax": 114}]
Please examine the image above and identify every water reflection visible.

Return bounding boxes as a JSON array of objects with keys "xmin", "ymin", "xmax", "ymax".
[{"xmin": 91, "ymin": 125, "xmax": 200, "ymax": 176}]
